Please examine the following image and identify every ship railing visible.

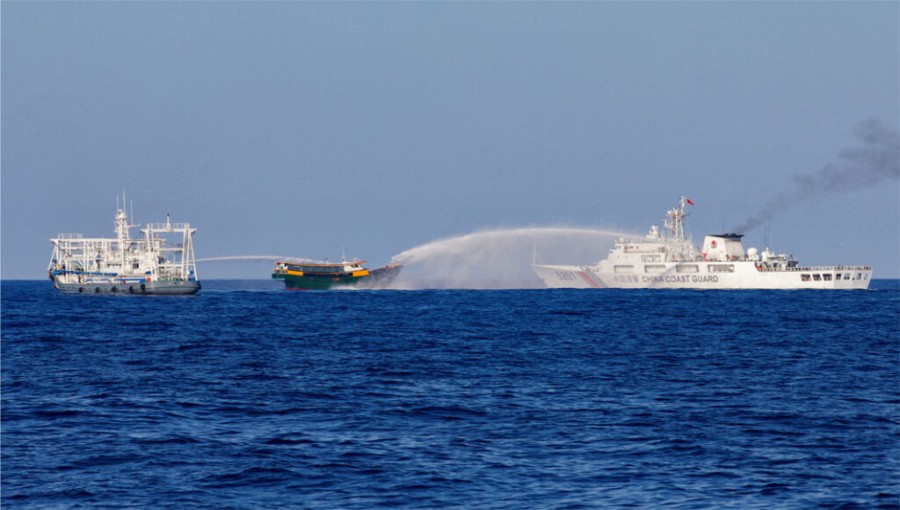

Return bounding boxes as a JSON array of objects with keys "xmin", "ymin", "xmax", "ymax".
[
  {"xmin": 55, "ymin": 233, "xmax": 84, "ymax": 239},
  {"xmin": 144, "ymin": 223, "xmax": 192, "ymax": 231},
  {"xmin": 54, "ymin": 269, "xmax": 120, "ymax": 277},
  {"xmin": 784, "ymin": 265, "xmax": 872, "ymax": 272},
  {"xmin": 757, "ymin": 265, "xmax": 872, "ymax": 272}
]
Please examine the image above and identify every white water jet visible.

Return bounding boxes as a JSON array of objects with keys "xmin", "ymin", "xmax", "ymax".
[{"xmin": 389, "ymin": 226, "xmax": 632, "ymax": 290}]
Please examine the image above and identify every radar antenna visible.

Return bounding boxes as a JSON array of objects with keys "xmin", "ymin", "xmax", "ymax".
[
  {"xmin": 664, "ymin": 196, "xmax": 690, "ymax": 243},
  {"xmin": 663, "ymin": 196, "xmax": 696, "ymax": 261}
]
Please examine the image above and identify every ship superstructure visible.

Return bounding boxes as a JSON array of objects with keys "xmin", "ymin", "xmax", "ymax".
[
  {"xmin": 532, "ymin": 197, "xmax": 872, "ymax": 290},
  {"xmin": 48, "ymin": 199, "xmax": 200, "ymax": 294}
]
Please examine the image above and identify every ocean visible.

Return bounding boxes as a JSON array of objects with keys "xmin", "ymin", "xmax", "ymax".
[{"xmin": 2, "ymin": 280, "xmax": 898, "ymax": 509}]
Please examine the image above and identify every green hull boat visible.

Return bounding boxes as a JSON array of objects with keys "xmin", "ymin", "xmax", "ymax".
[{"xmin": 272, "ymin": 260, "xmax": 402, "ymax": 290}]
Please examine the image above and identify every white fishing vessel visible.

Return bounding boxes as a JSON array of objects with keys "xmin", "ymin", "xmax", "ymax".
[
  {"xmin": 48, "ymin": 198, "xmax": 200, "ymax": 294},
  {"xmin": 532, "ymin": 196, "xmax": 872, "ymax": 290}
]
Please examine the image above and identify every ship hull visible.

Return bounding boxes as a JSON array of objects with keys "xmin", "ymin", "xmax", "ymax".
[
  {"xmin": 273, "ymin": 264, "xmax": 401, "ymax": 290},
  {"xmin": 531, "ymin": 264, "xmax": 606, "ymax": 289},
  {"xmin": 52, "ymin": 277, "xmax": 201, "ymax": 295},
  {"xmin": 533, "ymin": 262, "xmax": 872, "ymax": 290}
]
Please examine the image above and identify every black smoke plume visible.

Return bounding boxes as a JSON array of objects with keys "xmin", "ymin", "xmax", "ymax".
[{"xmin": 734, "ymin": 118, "xmax": 899, "ymax": 233}]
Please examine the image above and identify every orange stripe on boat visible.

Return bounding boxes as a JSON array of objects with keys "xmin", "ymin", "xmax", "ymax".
[{"xmin": 577, "ymin": 271, "xmax": 602, "ymax": 288}]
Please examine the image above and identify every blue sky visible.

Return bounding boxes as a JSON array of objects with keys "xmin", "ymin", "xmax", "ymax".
[{"xmin": 3, "ymin": 2, "xmax": 898, "ymax": 280}]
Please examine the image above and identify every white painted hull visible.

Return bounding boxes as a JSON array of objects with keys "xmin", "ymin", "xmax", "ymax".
[
  {"xmin": 531, "ymin": 264, "xmax": 606, "ymax": 288},
  {"xmin": 533, "ymin": 262, "xmax": 872, "ymax": 290}
]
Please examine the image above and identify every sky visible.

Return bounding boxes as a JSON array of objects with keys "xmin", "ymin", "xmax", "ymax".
[{"xmin": 3, "ymin": 1, "xmax": 899, "ymax": 281}]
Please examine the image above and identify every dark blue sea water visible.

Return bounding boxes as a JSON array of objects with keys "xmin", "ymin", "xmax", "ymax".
[{"xmin": 3, "ymin": 280, "xmax": 899, "ymax": 509}]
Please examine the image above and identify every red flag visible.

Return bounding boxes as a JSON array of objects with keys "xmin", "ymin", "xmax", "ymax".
[{"xmin": 686, "ymin": 198, "xmax": 695, "ymax": 205}]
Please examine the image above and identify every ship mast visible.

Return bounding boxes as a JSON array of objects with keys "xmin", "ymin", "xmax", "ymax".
[
  {"xmin": 115, "ymin": 202, "xmax": 131, "ymax": 241},
  {"xmin": 115, "ymin": 193, "xmax": 132, "ymax": 272},
  {"xmin": 664, "ymin": 196, "xmax": 688, "ymax": 243},
  {"xmin": 664, "ymin": 196, "xmax": 696, "ymax": 261}
]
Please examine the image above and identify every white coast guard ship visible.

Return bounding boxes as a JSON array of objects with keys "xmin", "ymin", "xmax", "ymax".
[
  {"xmin": 48, "ymin": 199, "xmax": 200, "ymax": 294},
  {"xmin": 532, "ymin": 197, "xmax": 872, "ymax": 290}
]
